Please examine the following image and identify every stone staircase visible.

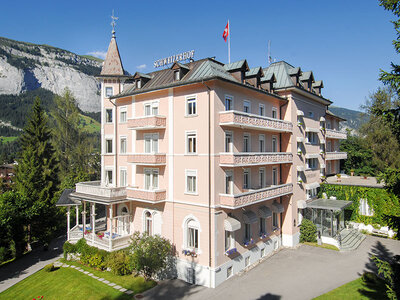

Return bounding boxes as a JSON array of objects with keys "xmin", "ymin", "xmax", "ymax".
[{"xmin": 339, "ymin": 229, "xmax": 366, "ymax": 251}]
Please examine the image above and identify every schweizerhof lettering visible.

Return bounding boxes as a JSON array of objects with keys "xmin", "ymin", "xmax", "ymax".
[{"xmin": 154, "ymin": 50, "xmax": 195, "ymax": 68}]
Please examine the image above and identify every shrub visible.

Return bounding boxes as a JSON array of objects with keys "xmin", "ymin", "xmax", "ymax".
[
  {"xmin": 300, "ymin": 219, "xmax": 317, "ymax": 243},
  {"xmin": 0, "ymin": 246, "xmax": 10, "ymax": 263},
  {"xmin": 63, "ymin": 242, "xmax": 77, "ymax": 259},
  {"xmin": 75, "ymin": 238, "xmax": 89, "ymax": 254},
  {"xmin": 43, "ymin": 263, "xmax": 55, "ymax": 272},
  {"xmin": 106, "ymin": 251, "xmax": 132, "ymax": 275}
]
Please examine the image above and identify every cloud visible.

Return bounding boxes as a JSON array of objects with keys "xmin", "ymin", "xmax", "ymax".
[
  {"xmin": 136, "ymin": 64, "xmax": 147, "ymax": 70},
  {"xmin": 87, "ymin": 51, "xmax": 107, "ymax": 60}
]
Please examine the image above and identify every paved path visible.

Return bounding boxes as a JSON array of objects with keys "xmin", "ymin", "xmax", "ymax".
[
  {"xmin": 143, "ymin": 236, "xmax": 400, "ymax": 300},
  {"xmin": 0, "ymin": 235, "xmax": 65, "ymax": 293}
]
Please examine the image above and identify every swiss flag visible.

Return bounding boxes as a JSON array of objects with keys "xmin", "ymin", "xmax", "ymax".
[{"xmin": 222, "ymin": 21, "xmax": 229, "ymax": 42}]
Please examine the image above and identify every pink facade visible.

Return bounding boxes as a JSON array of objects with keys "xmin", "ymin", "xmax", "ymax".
[{"xmin": 67, "ymin": 33, "xmax": 347, "ymax": 288}]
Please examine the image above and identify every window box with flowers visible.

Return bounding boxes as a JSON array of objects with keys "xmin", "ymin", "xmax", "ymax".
[
  {"xmin": 243, "ymin": 238, "xmax": 255, "ymax": 247},
  {"xmin": 259, "ymin": 232, "xmax": 268, "ymax": 239},
  {"xmin": 182, "ymin": 249, "xmax": 197, "ymax": 257},
  {"xmin": 225, "ymin": 248, "xmax": 238, "ymax": 256}
]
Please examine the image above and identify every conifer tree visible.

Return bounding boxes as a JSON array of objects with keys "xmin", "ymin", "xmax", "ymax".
[{"xmin": 15, "ymin": 97, "xmax": 59, "ymax": 246}]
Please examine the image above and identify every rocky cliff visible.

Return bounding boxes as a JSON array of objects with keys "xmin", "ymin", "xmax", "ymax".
[{"xmin": 0, "ymin": 37, "xmax": 102, "ymax": 112}]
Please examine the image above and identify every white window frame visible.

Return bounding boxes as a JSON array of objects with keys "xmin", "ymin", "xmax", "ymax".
[
  {"xmin": 298, "ymin": 209, "xmax": 304, "ymax": 226},
  {"xmin": 243, "ymin": 100, "xmax": 251, "ymax": 113},
  {"xmin": 105, "ymin": 137, "xmax": 114, "ymax": 154},
  {"xmin": 143, "ymin": 101, "xmax": 159, "ymax": 116},
  {"xmin": 144, "ymin": 133, "xmax": 159, "ymax": 154},
  {"xmin": 185, "ymin": 169, "xmax": 198, "ymax": 195},
  {"xmin": 272, "ymin": 107, "xmax": 278, "ymax": 119},
  {"xmin": 259, "ymin": 167, "xmax": 266, "ymax": 188},
  {"xmin": 185, "ymin": 131, "xmax": 197, "ymax": 154},
  {"xmin": 144, "ymin": 210, "xmax": 153, "ymax": 235},
  {"xmin": 225, "ymin": 131, "xmax": 233, "ymax": 152},
  {"xmin": 186, "ymin": 95, "xmax": 197, "ymax": 116},
  {"xmin": 174, "ymin": 70, "xmax": 180, "ymax": 81},
  {"xmin": 105, "ymin": 168, "xmax": 114, "ymax": 186},
  {"xmin": 243, "ymin": 168, "xmax": 250, "ymax": 189},
  {"xmin": 307, "ymin": 187, "xmax": 318, "ymax": 200},
  {"xmin": 105, "ymin": 108, "xmax": 113, "ymax": 123},
  {"xmin": 119, "ymin": 167, "xmax": 127, "ymax": 187},
  {"xmin": 105, "ymin": 86, "xmax": 113, "ymax": 98},
  {"xmin": 182, "ymin": 215, "xmax": 201, "ymax": 252},
  {"xmin": 306, "ymin": 132, "xmax": 318, "ymax": 145},
  {"xmin": 243, "ymin": 133, "xmax": 251, "ymax": 152},
  {"xmin": 259, "ymin": 103, "xmax": 265, "ymax": 116},
  {"xmin": 259, "ymin": 134, "xmax": 265, "ymax": 152},
  {"xmin": 225, "ymin": 170, "xmax": 234, "ymax": 194},
  {"xmin": 119, "ymin": 106, "xmax": 127, "ymax": 123},
  {"xmin": 306, "ymin": 158, "xmax": 318, "ymax": 170},
  {"xmin": 144, "ymin": 168, "xmax": 159, "ymax": 190},
  {"xmin": 120, "ymin": 136, "xmax": 127, "ymax": 154},
  {"xmin": 225, "ymin": 95, "xmax": 234, "ymax": 111}
]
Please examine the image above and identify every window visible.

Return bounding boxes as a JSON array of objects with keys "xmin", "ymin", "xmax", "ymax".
[
  {"xmin": 243, "ymin": 100, "xmax": 251, "ymax": 113},
  {"xmin": 261, "ymin": 248, "xmax": 265, "ymax": 257},
  {"xmin": 186, "ymin": 170, "xmax": 197, "ymax": 194},
  {"xmin": 244, "ymin": 223, "xmax": 251, "ymax": 241},
  {"xmin": 187, "ymin": 220, "xmax": 199, "ymax": 249},
  {"xmin": 243, "ymin": 134, "xmax": 250, "ymax": 152},
  {"xmin": 272, "ymin": 212, "xmax": 278, "ymax": 228},
  {"xmin": 306, "ymin": 132, "xmax": 318, "ymax": 144},
  {"xmin": 327, "ymin": 121, "xmax": 331, "ymax": 129},
  {"xmin": 272, "ymin": 168, "xmax": 278, "ymax": 185},
  {"xmin": 272, "ymin": 136, "xmax": 278, "ymax": 152},
  {"xmin": 225, "ymin": 132, "xmax": 233, "ymax": 152},
  {"xmin": 320, "ymin": 143, "xmax": 325, "ymax": 154},
  {"xmin": 327, "ymin": 141, "xmax": 332, "ymax": 152},
  {"xmin": 186, "ymin": 97, "xmax": 197, "ymax": 116},
  {"xmin": 106, "ymin": 170, "xmax": 113, "ymax": 185},
  {"xmin": 120, "ymin": 106, "xmax": 127, "ymax": 123},
  {"xmin": 359, "ymin": 199, "xmax": 373, "ymax": 216},
  {"xmin": 120, "ymin": 169, "xmax": 127, "ymax": 187},
  {"xmin": 320, "ymin": 120, "xmax": 325, "ymax": 130},
  {"xmin": 259, "ymin": 168, "xmax": 265, "ymax": 188},
  {"xmin": 243, "ymin": 169, "xmax": 250, "ymax": 189},
  {"xmin": 225, "ymin": 171, "xmax": 233, "ymax": 194},
  {"xmin": 307, "ymin": 187, "xmax": 318, "ymax": 199},
  {"xmin": 145, "ymin": 211, "xmax": 152, "ymax": 235},
  {"xmin": 259, "ymin": 134, "xmax": 265, "ymax": 152},
  {"xmin": 144, "ymin": 169, "xmax": 158, "ymax": 190},
  {"xmin": 225, "ymin": 96, "xmax": 233, "ymax": 111},
  {"xmin": 245, "ymin": 256, "xmax": 250, "ymax": 267},
  {"xmin": 306, "ymin": 158, "xmax": 318, "ymax": 170},
  {"xmin": 225, "ymin": 231, "xmax": 234, "ymax": 251},
  {"xmin": 144, "ymin": 102, "xmax": 158, "ymax": 116},
  {"xmin": 272, "ymin": 107, "xmax": 277, "ymax": 119},
  {"xmin": 186, "ymin": 132, "xmax": 197, "ymax": 154},
  {"xmin": 106, "ymin": 139, "xmax": 113, "ymax": 154},
  {"xmin": 106, "ymin": 109, "xmax": 113, "ymax": 123},
  {"xmin": 105, "ymin": 87, "xmax": 113, "ymax": 97},
  {"xmin": 298, "ymin": 209, "xmax": 303, "ymax": 226},
  {"xmin": 120, "ymin": 137, "xmax": 127, "ymax": 154},
  {"xmin": 259, "ymin": 104, "xmax": 265, "ymax": 116},
  {"xmin": 137, "ymin": 80, "xmax": 142, "ymax": 89},
  {"xmin": 308, "ymin": 111, "xmax": 314, "ymax": 118},
  {"xmin": 174, "ymin": 70, "xmax": 180, "ymax": 81},
  {"xmin": 144, "ymin": 134, "xmax": 158, "ymax": 153},
  {"xmin": 260, "ymin": 217, "xmax": 266, "ymax": 235},
  {"xmin": 227, "ymin": 266, "xmax": 233, "ymax": 278}
]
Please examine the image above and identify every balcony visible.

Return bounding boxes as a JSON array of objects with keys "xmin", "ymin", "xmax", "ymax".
[
  {"xmin": 74, "ymin": 181, "xmax": 126, "ymax": 201},
  {"xmin": 220, "ymin": 152, "xmax": 293, "ymax": 167},
  {"xmin": 325, "ymin": 129, "xmax": 347, "ymax": 140},
  {"xmin": 219, "ymin": 183, "xmax": 293, "ymax": 208},
  {"xmin": 219, "ymin": 111, "xmax": 293, "ymax": 133},
  {"xmin": 128, "ymin": 115, "xmax": 166, "ymax": 130},
  {"xmin": 127, "ymin": 153, "xmax": 166, "ymax": 166},
  {"xmin": 326, "ymin": 152, "xmax": 347, "ymax": 160},
  {"xmin": 127, "ymin": 187, "xmax": 166, "ymax": 203}
]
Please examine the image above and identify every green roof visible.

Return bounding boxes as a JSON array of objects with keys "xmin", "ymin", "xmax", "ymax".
[
  {"xmin": 224, "ymin": 59, "xmax": 249, "ymax": 71},
  {"xmin": 300, "ymin": 71, "xmax": 314, "ymax": 81},
  {"xmin": 245, "ymin": 67, "xmax": 263, "ymax": 77}
]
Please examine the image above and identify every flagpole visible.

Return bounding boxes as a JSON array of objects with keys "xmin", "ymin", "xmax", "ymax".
[{"xmin": 228, "ymin": 19, "xmax": 231, "ymax": 63}]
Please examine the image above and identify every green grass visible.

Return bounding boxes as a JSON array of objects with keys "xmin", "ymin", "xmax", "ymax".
[
  {"xmin": 0, "ymin": 267, "xmax": 132, "ymax": 300},
  {"xmin": 303, "ymin": 242, "xmax": 340, "ymax": 251},
  {"xmin": 79, "ymin": 114, "xmax": 100, "ymax": 134},
  {"xmin": 0, "ymin": 136, "xmax": 18, "ymax": 144},
  {"xmin": 62, "ymin": 259, "xmax": 157, "ymax": 294},
  {"xmin": 314, "ymin": 273, "xmax": 388, "ymax": 300},
  {"xmin": 80, "ymin": 54, "xmax": 104, "ymax": 62}
]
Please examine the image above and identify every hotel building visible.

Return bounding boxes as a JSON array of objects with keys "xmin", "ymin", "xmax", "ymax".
[{"xmin": 59, "ymin": 31, "xmax": 347, "ymax": 287}]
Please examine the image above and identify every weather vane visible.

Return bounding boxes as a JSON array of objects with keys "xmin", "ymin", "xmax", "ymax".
[{"xmin": 111, "ymin": 9, "xmax": 118, "ymax": 36}]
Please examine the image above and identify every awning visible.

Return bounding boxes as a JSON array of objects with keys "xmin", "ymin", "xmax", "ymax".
[
  {"xmin": 271, "ymin": 202, "xmax": 284, "ymax": 213},
  {"xmin": 243, "ymin": 210, "xmax": 258, "ymax": 224},
  {"xmin": 320, "ymin": 116, "xmax": 326, "ymax": 122},
  {"xmin": 305, "ymin": 153, "xmax": 319, "ymax": 159},
  {"xmin": 305, "ymin": 127, "xmax": 320, "ymax": 133},
  {"xmin": 224, "ymin": 217, "xmax": 241, "ymax": 232},
  {"xmin": 258, "ymin": 206, "xmax": 272, "ymax": 218},
  {"xmin": 297, "ymin": 110, "xmax": 304, "ymax": 116},
  {"xmin": 307, "ymin": 198, "xmax": 353, "ymax": 211},
  {"xmin": 297, "ymin": 165, "xmax": 305, "ymax": 172},
  {"xmin": 296, "ymin": 137, "xmax": 305, "ymax": 142},
  {"xmin": 297, "ymin": 200, "xmax": 307, "ymax": 209},
  {"xmin": 305, "ymin": 182, "xmax": 320, "ymax": 190}
]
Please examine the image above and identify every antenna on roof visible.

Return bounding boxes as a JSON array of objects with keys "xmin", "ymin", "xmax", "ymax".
[{"xmin": 268, "ymin": 40, "xmax": 272, "ymax": 65}]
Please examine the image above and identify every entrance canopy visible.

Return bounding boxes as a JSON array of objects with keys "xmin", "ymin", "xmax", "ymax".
[{"xmin": 306, "ymin": 198, "xmax": 352, "ymax": 211}]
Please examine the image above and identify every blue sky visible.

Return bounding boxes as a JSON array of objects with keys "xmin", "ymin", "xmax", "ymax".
[{"xmin": 0, "ymin": 0, "xmax": 397, "ymax": 111}]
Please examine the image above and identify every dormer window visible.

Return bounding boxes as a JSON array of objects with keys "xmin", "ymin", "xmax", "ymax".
[
  {"xmin": 171, "ymin": 62, "xmax": 189, "ymax": 82},
  {"xmin": 174, "ymin": 70, "xmax": 181, "ymax": 81},
  {"xmin": 137, "ymin": 80, "xmax": 142, "ymax": 89}
]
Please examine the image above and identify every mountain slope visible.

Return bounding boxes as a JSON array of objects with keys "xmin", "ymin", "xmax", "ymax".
[
  {"xmin": 0, "ymin": 36, "xmax": 102, "ymax": 112},
  {"xmin": 329, "ymin": 106, "xmax": 368, "ymax": 132}
]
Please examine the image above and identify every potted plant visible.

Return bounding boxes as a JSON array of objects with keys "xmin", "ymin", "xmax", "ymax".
[
  {"xmin": 336, "ymin": 174, "xmax": 341, "ymax": 182},
  {"xmin": 350, "ymin": 169, "xmax": 355, "ymax": 176},
  {"xmin": 297, "ymin": 121, "xmax": 304, "ymax": 127},
  {"xmin": 297, "ymin": 149, "xmax": 302, "ymax": 155},
  {"xmin": 361, "ymin": 174, "xmax": 368, "ymax": 179}
]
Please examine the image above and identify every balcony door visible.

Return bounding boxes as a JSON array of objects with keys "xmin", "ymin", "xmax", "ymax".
[
  {"xmin": 117, "ymin": 205, "xmax": 130, "ymax": 236},
  {"xmin": 225, "ymin": 131, "xmax": 233, "ymax": 152},
  {"xmin": 272, "ymin": 168, "xmax": 278, "ymax": 185}
]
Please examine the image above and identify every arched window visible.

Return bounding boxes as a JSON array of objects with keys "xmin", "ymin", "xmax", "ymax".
[
  {"xmin": 145, "ymin": 211, "xmax": 152, "ymax": 235},
  {"xmin": 187, "ymin": 219, "xmax": 199, "ymax": 249}
]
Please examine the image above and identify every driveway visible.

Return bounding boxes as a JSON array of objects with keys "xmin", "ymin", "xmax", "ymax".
[{"xmin": 143, "ymin": 236, "xmax": 400, "ymax": 300}]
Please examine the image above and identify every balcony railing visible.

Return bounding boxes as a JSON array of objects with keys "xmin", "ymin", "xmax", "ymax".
[
  {"xmin": 326, "ymin": 152, "xmax": 348, "ymax": 160},
  {"xmin": 219, "ymin": 183, "xmax": 293, "ymax": 208},
  {"xmin": 128, "ymin": 115, "xmax": 166, "ymax": 130},
  {"xmin": 127, "ymin": 187, "xmax": 166, "ymax": 202},
  {"xmin": 325, "ymin": 129, "xmax": 347, "ymax": 140},
  {"xmin": 219, "ymin": 111, "xmax": 293, "ymax": 132},
  {"xmin": 220, "ymin": 152, "xmax": 293, "ymax": 167},
  {"xmin": 75, "ymin": 181, "xmax": 126, "ymax": 199},
  {"xmin": 127, "ymin": 153, "xmax": 166, "ymax": 165}
]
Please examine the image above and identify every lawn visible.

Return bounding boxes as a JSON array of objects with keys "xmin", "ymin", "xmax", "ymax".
[
  {"xmin": 314, "ymin": 273, "xmax": 388, "ymax": 300},
  {"xmin": 0, "ymin": 267, "xmax": 131, "ymax": 300},
  {"xmin": 302, "ymin": 242, "xmax": 339, "ymax": 251},
  {"xmin": 79, "ymin": 114, "xmax": 100, "ymax": 134}
]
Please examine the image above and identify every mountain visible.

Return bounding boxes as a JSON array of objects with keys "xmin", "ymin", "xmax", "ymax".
[
  {"xmin": 0, "ymin": 36, "xmax": 102, "ymax": 112},
  {"xmin": 329, "ymin": 105, "xmax": 368, "ymax": 133}
]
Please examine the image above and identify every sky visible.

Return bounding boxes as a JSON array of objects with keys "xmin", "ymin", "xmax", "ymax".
[{"xmin": 0, "ymin": 0, "xmax": 397, "ymax": 111}]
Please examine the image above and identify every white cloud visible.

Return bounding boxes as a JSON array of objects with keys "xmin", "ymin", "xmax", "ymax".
[
  {"xmin": 136, "ymin": 64, "xmax": 147, "ymax": 70},
  {"xmin": 87, "ymin": 51, "xmax": 107, "ymax": 60}
]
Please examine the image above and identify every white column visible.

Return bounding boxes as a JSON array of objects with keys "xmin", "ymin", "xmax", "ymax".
[
  {"xmin": 92, "ymin": 203, "xmax": 96, "ymax": 244},
  {"xmin": 109, "ymin": 205, "xmax": 113, "ymax": 251},
  {"xmin": 82, "ymin": 201, "xmax": 86, "ymax": 238},
  {"xmin": 75, "ymin": 205, "xmax": 79, "ymax": 227},
  {"xmin": 67, "ymin": 206, "xmax": 71, "ymax": 241}
]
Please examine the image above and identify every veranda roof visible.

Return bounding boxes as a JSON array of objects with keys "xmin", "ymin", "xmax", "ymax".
[
  {"xmin": 56, "ymin": 189, "xmax": 80, "ymax": 206},
  {"xmin": 306, "ymin": 198, "xmax": 353, "ymax": 211}
]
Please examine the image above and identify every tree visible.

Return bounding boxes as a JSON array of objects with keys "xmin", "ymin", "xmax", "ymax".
[
  {"xmin": 299, "ymin": 219, "xmax": 317, "ymax": 243},
  {"xmin": 372, "ymin": 255, "xmax": 400, "ymax": 299},
  {"xmin": 15, "ymin": 97, "xmax": 59, "ymax": 246},
  {"xmin": 128, "ymin": 231, "xmax": 172, "ymax": 280}
]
